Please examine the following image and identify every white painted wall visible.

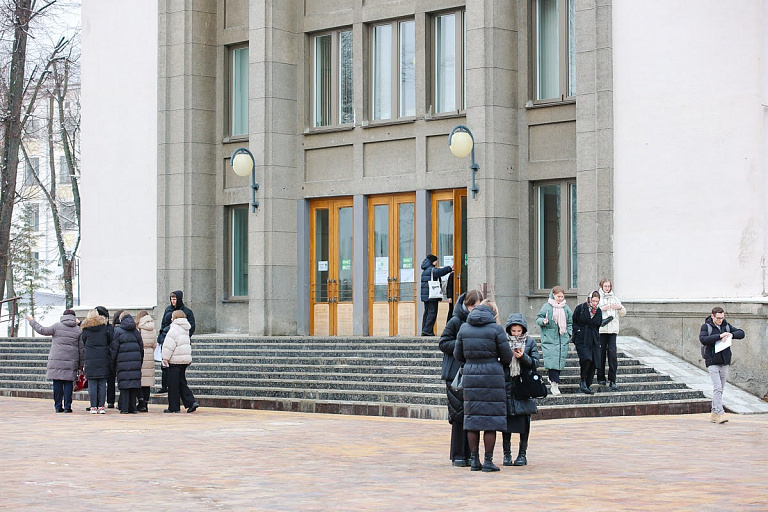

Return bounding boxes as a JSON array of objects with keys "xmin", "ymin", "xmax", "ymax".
[
  {"xmin": 613, "ymin": 0, "xmax": 766, "ymax": 300},
  {"xmin": 80, "ymin": 1, "xmax": 157, "ymax": 308}
]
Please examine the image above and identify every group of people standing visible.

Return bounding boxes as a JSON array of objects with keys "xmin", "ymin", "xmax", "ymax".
[
  {"xmin": 438, "ymin": 278, "xmax": 627, "ymax": 472},
  {"xmin": 27, "ymin": 290, "xmax": 200, "ymax": 415}
]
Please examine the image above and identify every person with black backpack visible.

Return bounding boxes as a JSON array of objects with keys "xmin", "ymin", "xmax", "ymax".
[{"xmin": 699, "ymin": 307, "xmax": 745, "ymax": 424}]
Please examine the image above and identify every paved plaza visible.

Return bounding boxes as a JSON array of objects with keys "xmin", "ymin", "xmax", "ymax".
[{"xmin": 1, "ymin": 396, "xmax": 766, "ymax": 511}]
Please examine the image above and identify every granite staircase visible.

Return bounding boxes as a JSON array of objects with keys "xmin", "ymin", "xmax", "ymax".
[{"xmin": 0, "ymin": 336, "xmax": 710, "ymax": 419}]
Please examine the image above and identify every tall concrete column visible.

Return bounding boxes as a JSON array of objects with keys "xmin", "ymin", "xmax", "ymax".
[
  {"xmin": 465, "ymin": 0, "xmax": 520, "ymax": 315},
  {"xmin": 575, "ymin": 0, "xmax": 615, "ymax": 292},
  {"xmin": 157, "ymin": 1, "xmax": 218, "ymax": 330},
  {"xmin": 247, "ymin": 1, "xmax": 299, "ymax": 335}
]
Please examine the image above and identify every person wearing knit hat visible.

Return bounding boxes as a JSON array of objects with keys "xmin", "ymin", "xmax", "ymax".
[{"xmin": 419, "ymin": 254, "xmax": 453, "ymax": 336}]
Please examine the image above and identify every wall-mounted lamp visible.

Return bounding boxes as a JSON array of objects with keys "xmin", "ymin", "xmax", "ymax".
[
  {"xmin": 448, "ymin": 125, "xmax": 479, "ymax": 199},
  {"xmin": 230, "ymin": 147, "xmax": 259, "ymax": 212}
]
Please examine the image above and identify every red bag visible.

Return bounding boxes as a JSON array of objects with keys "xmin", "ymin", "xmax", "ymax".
[{"xmin": 74, "ymin": 368, "xmax": 88, "ymax": 391}]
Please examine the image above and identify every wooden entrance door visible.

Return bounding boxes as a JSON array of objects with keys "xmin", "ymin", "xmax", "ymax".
[
  {"xmin": 310, "ymin": 198, "xmax": 354, "ymax": 336},
  {"xmin": 368, "ymin": 193, "xmax": 417, "ymax": 336},
  {"xmin": 431, "ymin": 189, "xmax": 468, "ymax": 335}
]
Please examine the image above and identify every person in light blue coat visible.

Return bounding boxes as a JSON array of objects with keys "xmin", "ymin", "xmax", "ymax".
[{"xmin": 535, "ymin": 286, "xmax": 572, "ymax": 395}]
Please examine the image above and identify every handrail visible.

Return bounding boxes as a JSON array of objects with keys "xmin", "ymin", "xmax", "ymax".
[{"xmin": 0, "ymin": 296, "xmax": 22, "ymax": 337}]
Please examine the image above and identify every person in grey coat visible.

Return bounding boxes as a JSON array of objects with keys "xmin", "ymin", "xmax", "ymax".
[
  {"xmin": 502, "ymin": 313, "xmax": 539, "ymax": 467},
  {"xmin": 27, "ymin": 309, "xmax": 83, "ymax": 413},
  {"xmin": 454, "ymin": 301, "xmax": 513, "ymax": 472},
  {"xmin": 110, "ymin": 312, "xmax": 144, "ymax": 414}
]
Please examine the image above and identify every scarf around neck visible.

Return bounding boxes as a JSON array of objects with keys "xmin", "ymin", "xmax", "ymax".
[
  {"xmin": 548, "ymin": 298, "xmax": 568, "ymax": 335},
  {"xmin": 508, "ymin": 334, "xmax": 526, "ymax": 377}
]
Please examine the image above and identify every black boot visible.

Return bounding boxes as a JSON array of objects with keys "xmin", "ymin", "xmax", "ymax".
[
  {"xmin": 512, "ymin": 441, "xmax": 528, "ymax": 466},
  {"xmin": 580, "ymin": 381, "xmax": 594, "ymax": 394},
  {"xmin": 482, "ymin": 453, "xmax": 500, "ymax": 472},
  {"xmin": 502, "ymin": 433, "xmax": 513, "ymax": 466},
  {"xmin": 137, "ymin": 399, "xmax": 148, "ymax": 413},
  {"xmin": 469, "ymin": 452, "xmax": 482, "ymax": 471}
]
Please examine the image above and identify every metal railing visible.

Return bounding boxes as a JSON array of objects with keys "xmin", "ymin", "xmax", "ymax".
[{"xmin": 0, "ymin": 296, "xmax": 22, "ymax": 337}]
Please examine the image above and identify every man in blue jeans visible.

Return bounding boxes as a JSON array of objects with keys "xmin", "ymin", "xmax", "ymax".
[{"xmin": 699, "ymin": 307, "xmax": 744, "ymax": 424}]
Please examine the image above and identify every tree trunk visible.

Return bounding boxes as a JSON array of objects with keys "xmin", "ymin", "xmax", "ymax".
[{"xmin": 0, "ymin": 0, "xmax": 34, "ymax": 319}]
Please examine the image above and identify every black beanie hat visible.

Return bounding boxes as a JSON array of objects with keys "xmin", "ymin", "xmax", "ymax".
[
  {"xmin": 426, "ymin": 254, "xmax": 438, "ymax": 263},
  {"xmin": 63, "ymin": 309, "xmax": 76, "ymax": 317},
  {"xmin": 95, "ymin": 306, "xmax": 109, "ymax": 319}
]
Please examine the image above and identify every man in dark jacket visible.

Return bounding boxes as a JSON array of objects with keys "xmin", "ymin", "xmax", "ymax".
[
  {"xmin": 699, "ymin": 307, "xmax": 745, "ymax": 424},
  {"xmin": 420, "ymin": 254, "xmax": 452, "ymax": 336},
  {"xmin": 156, "ymin": 290, "xmax": 196, "ymax": 393}
]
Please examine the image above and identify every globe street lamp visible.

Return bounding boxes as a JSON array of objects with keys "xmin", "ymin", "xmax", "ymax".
[
  {"xmin": 230, "ymin": 148, "xmax": 259, "ymax": 212},
  {"xmin": 448, "ymin": 125, "xmax": 479, "ymax": 199}
]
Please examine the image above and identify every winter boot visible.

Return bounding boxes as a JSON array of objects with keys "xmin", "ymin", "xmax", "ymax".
[
  {"xmin": 502, "ymin": 433, "xmax": 513, "ymax": 466},
  {"xmin": 710, "ymin": 412, "xmax": 718, "ymax": 423},
  {"xmin": 512, "ymin": 441, "xmax": 528, "ymax": 466},
  {"xmin": 469, "ymin": 452, "xmax": 482, "ymax": 471},
  {"xmin": 137, "ymin": 399, "xmax": 148, "ymax": 413},
  {"xmin": 550, "ymin": 381, "xmax": 561, "ymax": 395},
  {"xmin": 482, "ymin": 453, "xmax": 500, "ymax": 472},
  {"xmin": 579, "ymin": 381, "xmax": 594, "ymax": 394}
]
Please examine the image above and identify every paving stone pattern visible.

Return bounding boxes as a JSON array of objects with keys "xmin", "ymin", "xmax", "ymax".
[{"xmin": 1, "ymin": 396, "xmax": 766, "ymax": 511}]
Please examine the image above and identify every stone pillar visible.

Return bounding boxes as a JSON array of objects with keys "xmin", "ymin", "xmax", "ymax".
[
  {"xmin": 247, "ymin": 1, "xmax": 299, "ymax": 335},
  {"xmin": 157, "ymin": 1, "xmax": 218, "ymax": 330},
  {"xmin": 465, "ymin": 0, "xmax": 520, "ymax": 315},
  {"xmin": 575, "ymin": 0, "xmax": 614, "ymax": 292}
]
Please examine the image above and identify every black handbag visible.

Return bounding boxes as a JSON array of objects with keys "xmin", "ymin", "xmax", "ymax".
[
  {"xmin": 514, "ymin": 369, "xmax": 548, "ymax": 399},
  {"xmin": 450, "ymin": 367, "xmax": 464, "ymax": 392}
]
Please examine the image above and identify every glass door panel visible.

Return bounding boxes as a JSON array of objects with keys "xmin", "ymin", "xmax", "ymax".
[
  {"xmin": 396, "ymin": 202, "xmax": 416, "ymax": 336},
  {"xmin": 434, "ymin": 199, "xmax": 454, "ymax": 335},
  {"xmin": 431, "ymin": 189, "xmax": 468, "ymax": 333},
  {"xmin": 310, "ymin": 198, "xmax": 353, "ymax": 336},
  {"xmin": 371, "ymin": 203, "xmax": 390, "ymax": 336}
]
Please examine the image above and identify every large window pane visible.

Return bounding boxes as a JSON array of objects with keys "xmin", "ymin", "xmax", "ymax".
[
  {"xmin": 314, "ymin": 35, "xmax": 332, "ymax": 127},
  {"xmin": 231, "ymin": 207, "xmax": 249, "ymax": 296},
  {"xmin": 232, "ymin": 47, "xmax": 249, "ymax": 136},
  {"xmin": 338, "ymin": 207, "xmax": 354, "ymax": 302},
  {"xmin": 373, "ymin": 25, "xmax": 392, "ymax": 121},
  {"xmin": 398, "ymin": 203, "xmax": 415, "ymax": 301},
  {"xmin": 567, "ymin": 0, "xmax": 575, "ymax": 97},
  {"xmin": 569, "ymin": 183, "xmax": 578, "ymax": 289},
  {"xmin": 339, "ymin": 30, "xmax": 354, "ymax": 124},
  {"xmin": 314, "ymin": 209, "xmax": 329, "ymax": 301},
  {"xmin": 399, "ymin": 21, "xmax": 416, "ymax": 117},
  {"xmin": 436, "ymin": 14, "xmax": 456, "ymax": 113},
  {"xmin": 373, "ymin": 205, "xmax": 389, "ymax": 301},
  {"xmin": 536, "ymin": 0, "xmax": 559, "ymax": 100},
  {"xmin": 538, "ymin": 184, "xmax": 561, "ymax": 289}
]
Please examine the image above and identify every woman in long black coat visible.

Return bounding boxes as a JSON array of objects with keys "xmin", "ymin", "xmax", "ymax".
[
  {"xmin": 502, "ymin": 313, "xmax": 539, "ymax": 467},
  {"xmin": 81, "ymin": 309, "xmax": 112, "ymax": 413},
  {"xmin": 572, "ymin": 291, "xmax": 603, "ymax": 395},
  {"xmin": 110, "ymin": 312, "xmax": 144, "ymax": 414},
  {"xmin": 454, "ymin": 301, "xmax": 513, "ymax": 472},
  {"xmin": 438, "ymin": 289, "xmax": 482, "ymax": 467}
]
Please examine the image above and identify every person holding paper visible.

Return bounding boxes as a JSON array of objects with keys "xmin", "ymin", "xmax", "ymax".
[
  {"xmin": 699, "ymin": 307, "xmax": 745, "ymax": 424},
  {"xmin": 420, "ymin": 254, "xmax": 453, "ymax": 336}
]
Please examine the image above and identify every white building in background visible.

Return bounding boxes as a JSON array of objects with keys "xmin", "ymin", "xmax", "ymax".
[
  {"xmin": 79, "ymin": 0, "xmax": 768, "ymax": 398},
  {"xmin": 79, "ymin": 0, "xmax": 157, "ymax": 311}
]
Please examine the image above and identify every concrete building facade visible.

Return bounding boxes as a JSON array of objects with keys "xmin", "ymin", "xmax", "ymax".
[{"xmin": 81, "ymin": 1, "xmax": 768, "ymax": 398}]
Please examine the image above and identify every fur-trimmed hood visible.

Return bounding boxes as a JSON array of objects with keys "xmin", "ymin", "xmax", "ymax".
[{"xmin": 81, "ymin": 314, "xmax": 108, "ymax": 330}]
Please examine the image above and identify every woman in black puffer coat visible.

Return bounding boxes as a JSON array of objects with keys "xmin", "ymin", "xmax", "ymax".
[
  {"xmin": 502, "ymin": 313, "xmax": 539, "ymax": 467},
  {"xmin": 110, "ymin": 312, "xmax": 143, "ymax": 414},
  {"xmin": 438, "ymin": 289, "xmax": 483, "ymax": 467},
  {"xmin": 454, "ymin": 301, "xmax": 513, "ymax": 472},
  {"xmin": 80, "ymin": 309, "xmax": 112, "ymax": 413},
  {"xmin": 572, "ymin": 291, "xmax": 603, "ymax": 395}
]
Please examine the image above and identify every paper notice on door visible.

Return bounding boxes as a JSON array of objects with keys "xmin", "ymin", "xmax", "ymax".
[
  {"xmin": 443, "ymin": 255, "xmax": 453, "ymax": 267},
  {"xmin": 715, "ymin": 334, "xmax": 732, "ymax": 353},
  {"xmin": 375, "ymin": 257, "xmax": 389, "ymax": 285},
  {"xmin": 400, "ymin": 268, "xmax": 414, "ymax": 283},
  {"xmin": 318, "ymin": 261, "xmax": 329, "ymax": 271}
]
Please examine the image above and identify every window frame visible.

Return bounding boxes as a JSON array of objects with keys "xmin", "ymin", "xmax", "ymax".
[
  {"xmin": 59, "ymin": 202, "xmax": 77, "ymax": 231},
  {"xmin": 530, "ymin": 0, "xmax": 575, "ymax": 104},
  {"xmin": 430, "ymin": 9, "xmax": 466, "ymax": 115},
  {"xmin": 58, "ymin": 155, "xmax": 70, "ymax": 185},
  {"xmin": 25, "ymin": 157, "xmax": 39, "ymax": 186},
  {"xmin": 532, "ymin": 179, "xmax": 577, "ymax": 293},
  {"xmin": 228, "ymin": 44, "xmax": 249, "ymax": 139},
  {"xmin": 310, "ymin": 28, "xmax": 354, "ymax": 129},
  {"xmin": 227, "ymin": 205, "xmax": 249, "ymax": 298},
  {"xmin": 369, "ymin": 18, "xmax": 416, "ymax": 122}
]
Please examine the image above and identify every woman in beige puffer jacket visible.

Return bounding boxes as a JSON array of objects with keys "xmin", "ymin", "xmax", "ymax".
[
  {"xmin": 161, "ymin": 310, "xmax": 198, "ymax": 413},
  {"xmin": 135, "ymin": 310, "xmax": 156, "ymax": 412}
]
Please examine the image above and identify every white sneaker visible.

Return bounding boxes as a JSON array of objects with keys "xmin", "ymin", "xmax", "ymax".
[
  {"xmin": 550, "ymin": 382, "xmax": 561, "ymax": 395},
  {"xmin": 98, "ymin": 407, "xmax": 106, "ymax": 415},
  {"xmin": 89, "ymin": 407, "xmax": 98, "ymax": 414}
]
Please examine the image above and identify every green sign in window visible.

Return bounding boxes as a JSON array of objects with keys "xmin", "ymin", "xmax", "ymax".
[
  {"xmin": 341, "ymin": 259, "xmax": 351, "ymax": 271},
  {"xmin": 401, "ymin": 257, "xmax": 412, "ymax": 269}
]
